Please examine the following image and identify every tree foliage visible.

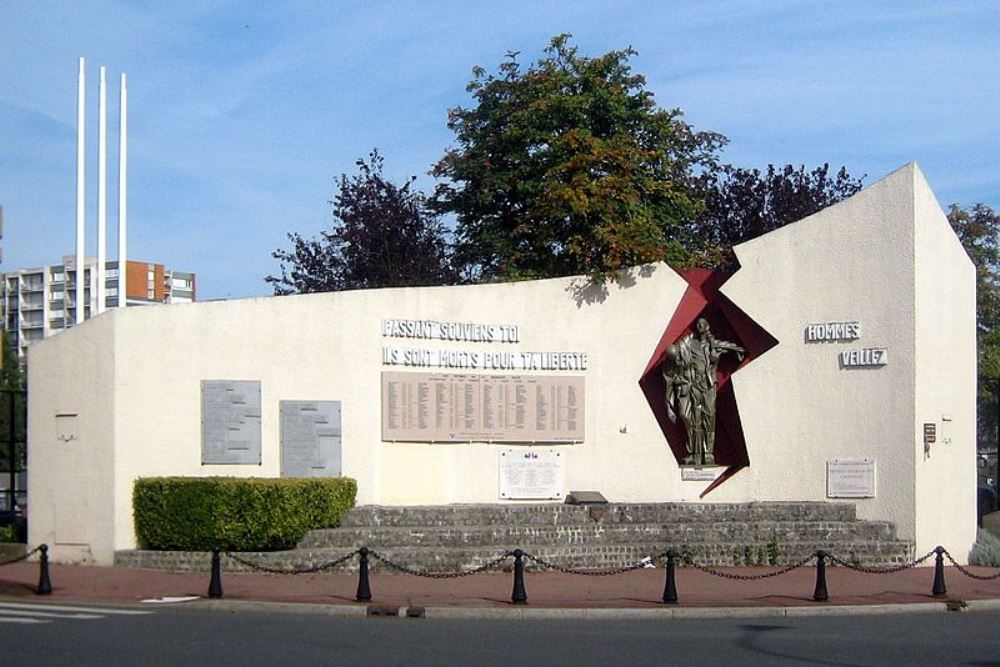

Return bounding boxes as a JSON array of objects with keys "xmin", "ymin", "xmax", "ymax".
[
  {"xmin": 0, "ymin": 331, "xmax": 25, "ymax": 473},
  {"xmin": 690, "ymin": 163, "xmax": 865, "ymax": 268},
  {"xmin": 948, "ymin": 203, "xmax": 1000, "ymax": 450},
  {"xmin": 433, "ymin": 34, "xmax": 726, "ymax": 283},
  {"xmin": 267, "ymin": 150, "xmax": 457, "ymax": 294},
  {"xmin": 0, "ymin": 331, "xmax": 23, "ymax": 392}
]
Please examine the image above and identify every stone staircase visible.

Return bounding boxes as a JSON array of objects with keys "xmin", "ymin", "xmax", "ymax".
[{"xmin": 116, "ymin": 501, "xmax": 914, "ymax": 573}]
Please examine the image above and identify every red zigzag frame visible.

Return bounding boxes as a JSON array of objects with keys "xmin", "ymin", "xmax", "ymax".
[{"xmin": 639, "ymin": 268, "xmax": 779, "ymax": 497}]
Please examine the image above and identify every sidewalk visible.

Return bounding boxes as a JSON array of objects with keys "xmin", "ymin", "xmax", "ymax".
[{"xmin": 2, "ymin": 559, "xmax": 1000, "ymax": 618}]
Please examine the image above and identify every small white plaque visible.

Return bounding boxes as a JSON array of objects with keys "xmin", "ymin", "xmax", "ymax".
[
  {"xmin": 827, "ymin": 458, "xmax": 876, "ymax": 498},
  {"xmin": 680, "ymin": 467, "xmax": 723, "ymax": 481},
  {"xmin": 499, "ymin": 449, "xmax": 564, "ymax": 499}
]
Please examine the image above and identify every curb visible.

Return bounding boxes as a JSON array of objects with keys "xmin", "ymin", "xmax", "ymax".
[{"xmin": 174, "ymin": 598, "xmax": 1000, "ymax": 620}]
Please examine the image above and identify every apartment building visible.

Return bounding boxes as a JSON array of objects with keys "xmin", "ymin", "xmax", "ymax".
[{"xmin": 0, "ymin": 256, "xmax": 195, "ymax": 358}]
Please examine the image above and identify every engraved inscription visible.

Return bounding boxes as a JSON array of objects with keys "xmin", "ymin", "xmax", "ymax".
[
  {"xmin": 381, "ymin": 372, "xmax": 585, "ymax": 443},
  {"xmin": 201, "ymin": 380, "xmax": 262, "ymax": 464},
  {"xmin": 280, "ymin": 400, "xmax": 342, "ymax": 477}
]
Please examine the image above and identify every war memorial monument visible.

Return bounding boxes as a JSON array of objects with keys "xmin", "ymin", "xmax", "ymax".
[{"xmin": 27, "ymin": 163, "xmax": 977, "ymax": 567}]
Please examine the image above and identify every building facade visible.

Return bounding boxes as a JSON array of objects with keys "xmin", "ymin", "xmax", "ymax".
[{"xmin": 1, "ymin": 256, "xmax": 194, "ymax": 358}]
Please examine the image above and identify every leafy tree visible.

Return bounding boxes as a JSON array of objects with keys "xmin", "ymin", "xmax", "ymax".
[
  {"xmin": 0, "ymin": 331, "xmax": 25, "ymax": 475},
  {"xmin": 433, "ymin": 34, "xmax": 726, "ymax": 283},
  {"xmin": 267, "ymin": 150, "xmax": 457, "ymax": 294},
  {"xmin": 690, "ymin": 163, "xmax": 865, "ymax": 268},
  {"xmin": 0, "ymin": 331, "xmax": 23, "ymax": 391},
  {"xmin": 947, "ymin": 203, "xmax": 1000, "ymax": 453}
]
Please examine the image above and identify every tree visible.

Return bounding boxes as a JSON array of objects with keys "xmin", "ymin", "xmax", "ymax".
[
  {"xmin": 0, "ymin": 331, "xmax": 23, "ymax": 392},
  {"xmin": 947, "ymin": 203, "xmax": 1000, "ymax": 454},
  {"xmin": 267, "ymin": 150, "xmax": 457, "ymax": 295},
  {"xmin": 690, "ymin": 163, "xmax": 865, "ymax": 268},
  {"xmin": 433, "ymin": 34, "xmax": 726, "ymax": 283},
  {"xmin": 0, "ymin": 331, "xmax": 25, "ymax": 475}
]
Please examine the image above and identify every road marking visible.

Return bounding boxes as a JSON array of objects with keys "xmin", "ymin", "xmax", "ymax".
[
  {"xmin": 0, "ymin": 602, "xmax": 153, "ymax": 616},
  {"xmin": 0, "ymin": 617, "xmax": 49, "ymax": 624},
  {"xmin": 0, "ymin": 608, "xmax": 103, "ymax": 620}
]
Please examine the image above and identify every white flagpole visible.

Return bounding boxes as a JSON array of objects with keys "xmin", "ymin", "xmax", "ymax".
[
  {"xmin": 97, "ymin": 66, "xmax": 107, "ymax": 314},
  {"xmin": 118, "ymin": 73, "xmax": 127, "ymax": 308},
  {"xmin": 75, "ymin": 57, "xmax": 86, "ymax": 325}
]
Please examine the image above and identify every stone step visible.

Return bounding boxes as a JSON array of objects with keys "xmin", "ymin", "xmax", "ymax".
[
  {"xmin": 115, "ymin": 538, "xmax": 914, "ymax": 574},
  {"xmin": 340, "ymin": 502, "xmax": 858, "ymax": 528},
  {"xmin": 299, "ymin": 519, "xmax": 897, "ymax": 549}
]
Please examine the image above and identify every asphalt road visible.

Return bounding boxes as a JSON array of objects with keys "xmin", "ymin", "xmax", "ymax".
[{"xmin": 6, "ymin": 603, "xmax": 1000, "ymax": 666}]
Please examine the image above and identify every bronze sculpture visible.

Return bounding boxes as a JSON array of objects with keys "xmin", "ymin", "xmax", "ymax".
[{"xmin": 661, "ymin": 318, "xmax": 744, "ymax": 466}]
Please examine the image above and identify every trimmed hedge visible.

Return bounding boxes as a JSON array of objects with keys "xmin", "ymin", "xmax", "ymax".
[{"xmin": 133, "ymin": 476, "xmax": 356, "ymax": 552}]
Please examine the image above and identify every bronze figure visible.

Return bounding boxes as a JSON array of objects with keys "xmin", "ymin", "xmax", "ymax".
[{"xmin": 661, "ymin": 318, "xmax": 744, "ymax": 466}]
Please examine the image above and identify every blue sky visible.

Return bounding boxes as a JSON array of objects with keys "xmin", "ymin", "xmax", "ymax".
[{"xmin": 1, "ymin": 1, "xmax": 998, "ymax": 300}]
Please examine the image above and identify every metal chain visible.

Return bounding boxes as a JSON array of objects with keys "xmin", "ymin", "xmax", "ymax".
[
  {"xmin": 522, "ymin": 551, "xmax": 656, "ymax": 576},
  {"xmin": 942, "ymin": 549, "xmax": 1000, "ymax": 581},
  {"xmin": 224, "ymin": 549, "xmax": 360, "ymax": 575},
  {"xmin": 689, "ymin": 553, "xmax": 816, "ymax": 580},
  {"xmin": 827, "ymin": 549, "xmax": 935, "ymax": 574},
  {"xmin": 0, "ymin": 545, "xmax": 41, "ymax": 567},
  {"xmin": 368, "ymin": 550, "xmax": 513, "ymax": 579}
]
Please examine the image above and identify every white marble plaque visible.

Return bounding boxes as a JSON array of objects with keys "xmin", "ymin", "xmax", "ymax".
[
  {"xmin": 201, "ymin": 380, "xmax": 262, "ymax": 464},
  {"xmin": 280, "ymin": 400, "xmax": 342, "ymax": 477},
  {"xmin": 680, "ymin": 466, "xmax": 723, "ymax": 481},
  {"xmin": 499, "ymin": 449, "xmax": 564, "ymax": 499},
  {"xmin": 827, "ymin": 458, "xmax": 876, "ymax": 498}
]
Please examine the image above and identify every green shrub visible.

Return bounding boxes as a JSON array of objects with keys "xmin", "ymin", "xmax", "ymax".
[
  {"xmin": 0, "ymin": 524, "xmax": 17, "ymax": 543},
  {"xmin": 969, "ymin": 529, "xmax": 1000, "ymax": 566},
  {"xmin": 133, "ymin": 477, "xmax": 356, "ymax": 552}
]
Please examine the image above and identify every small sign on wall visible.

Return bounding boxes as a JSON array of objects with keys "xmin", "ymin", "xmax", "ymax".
[
  {"xmin": 499, "ymin": 449, "xmax": 564, "ymax": 499},
  {"xmin": 827, "ymin": 458, "xmax": 876, "ymax": 498}
]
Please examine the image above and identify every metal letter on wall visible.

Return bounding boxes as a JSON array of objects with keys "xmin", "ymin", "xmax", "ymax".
[
  {"xmin": 201, "ymin": 380, "xmax": 262, "ymax": 464},
  {"xmin": 280, "ymin": 400, "xmax": 342, "ymax": 477}
]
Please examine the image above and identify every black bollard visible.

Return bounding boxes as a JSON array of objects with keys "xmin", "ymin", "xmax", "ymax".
[
  {"xmin": 35, "ymin": 544, "xmax": 52, "ymax": 595},
  {"xmin": 356, "ymin": 547, "xmax": 372, "ymax": 602},
  {"xmin": 207, "ymin": 548, "xmax": 223, "ymax": 598},
  {"xmin": 932, "ymin": 546, "xmax": 947, "ymax": 597},
  {"xmin": 511, "ymin": 549, "xmax": 527, "ymax": 605},
  {"xmin": 813, "ymin": 550, "xmax": 828, "ymax": 602},
  {"xmin": 662, "ymin": 550, "xmax": 678, "ymax": 604}
]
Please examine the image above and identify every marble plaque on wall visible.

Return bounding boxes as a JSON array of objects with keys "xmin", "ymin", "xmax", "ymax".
[
  {"xmin": 280, "ymin": 400, "xmax": 342, "ymax": 477},
  {"xmin": 827, "ymin": 458, "xmax": 876, "ymax": 498},
  {"xmin": 499, "ymin": 449, "xmax": 564, "ymax": 499},
  {"xmin": 201, "ymin": 380, "xmax": 262, "ymax": 464},
  {"xmin": 381, "ymin": 371, "xmax": 584, "ymax": 443}
]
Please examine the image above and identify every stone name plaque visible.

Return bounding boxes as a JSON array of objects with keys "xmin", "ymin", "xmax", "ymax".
[
  {"xmin": 499, "ymin": 449, "xmax": 564, "ymax": 499},
  {"xmin": 381, "ymin": 371, "xmax": 584, "ymax": 443},
  {"xmin": 280, "ymin": 400, "xmax": 342, "ymax": 477},
  {"xmin": 827, "ymin": 458, "xmax": 876, "ymax": 498},
  {"xmin": 201, "ymin": 380, "xmax": 262, "ymax": 464}
]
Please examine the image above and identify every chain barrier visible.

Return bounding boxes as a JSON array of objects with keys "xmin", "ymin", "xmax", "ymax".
[
  {"xmin": 368, "ymin": 549, "xmax": 513, "ymax": 579},
  {"xmin": 688, "ymin": 553, "xmax": 816, "ymax": 580},
  {"xmin": 941, "ymin": 548, "xmax": 1000, "ymax": 581},
  {"xmin": 224, "ymin": 549, "xmax": 361, "ymax": 575},
  {"xmin": 522, "ymin": 550, "xmax": 666, "ymax": 576},
  {"xmin": 827, "ymin": 549, "xmax": 936, "ymax": 574},
  {"xmin": 0, "ymin": 545, "xmax": 41, "ymax": 567},
  {"xmin": 203, "ymin": 540, "xmax": 1000, "ymax": 607}
]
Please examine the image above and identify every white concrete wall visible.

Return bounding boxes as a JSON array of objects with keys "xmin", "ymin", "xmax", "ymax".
[
  {"xmin": 911, "ymin": 166, "xmax": 978, "ymax": 557},
  {"xmin": 719, "ymin": 165, "xmax": 920, "ymax": 543},
  {"xmin": 27, "ymin": 313, "xmax": 117, "ymax": 564},
  {"xmin": 26, "ymin": 164, "xmax": 978, "ymax": 565}
]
